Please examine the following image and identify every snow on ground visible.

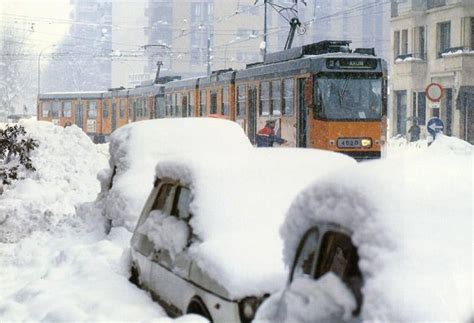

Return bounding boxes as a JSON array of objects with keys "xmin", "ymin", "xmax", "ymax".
[
  {"xmin": 1, "ymin": 119, "xmax": 471, "ymax": 321},
  {"xmin": 0, "ymin": 120, "xmax": 177, "ymax": 321},
  {"xmin": 257, "ymin": 134, "xmax": 473, "ymax": 322}
]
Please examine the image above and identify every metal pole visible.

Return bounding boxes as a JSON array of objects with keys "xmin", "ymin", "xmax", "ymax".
[
  {"xmin": 38, "ymin": 44, "xmax": 55, "ymax": 97},
  {"xmin": 207, "ymin": 36, "xmax": 211, "ymax": 75},
  {"xmin": 263, "ymin": 0, "xmax": 267, "ymax": 58}
]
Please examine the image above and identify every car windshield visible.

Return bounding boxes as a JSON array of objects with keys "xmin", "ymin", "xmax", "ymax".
[{"xmin": 315, "ymin": 74, "xmax": 382, "ymax": 120}]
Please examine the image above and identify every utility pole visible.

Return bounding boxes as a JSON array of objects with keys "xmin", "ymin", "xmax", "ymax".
[
  {"xmin": 207, "ymin": 36, "xmax": 211, "ymax": 75},
  {"xmin": 263, "ymin": 0, "xmax": 267, "ymax": 58}
]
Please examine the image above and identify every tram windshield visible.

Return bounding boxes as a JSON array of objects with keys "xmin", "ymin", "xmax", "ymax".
[{"xmin": 315, "ymin": 74, "xmax": 382, "ymax": 120}]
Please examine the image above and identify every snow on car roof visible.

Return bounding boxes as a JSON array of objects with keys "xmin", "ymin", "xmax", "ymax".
[
  {"xmin": 154, "ymin": 148, "xmax": 356, "ymax": 299},
  {"xmin": 281, "ymin": 134, "xmax": 473, "ymax": 321},
  {"xmin": 103, "ymin": 118, "xmax": 252, "ymax": 230}
]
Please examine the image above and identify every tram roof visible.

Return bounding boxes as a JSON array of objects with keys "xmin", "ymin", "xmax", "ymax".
[
  {"xmin": 127, "ymin": 84, "xmax": 165, "ymax": 97},
  {"xmin": 165, "ymin": 77, "xmax": 199, "ymax": 92},
  {"xmin": 235, "ymin": 53, "xmax": 385, "ymax": 82},
  {"xmin": 38, "ymin": 91, "xmax": 104, "ymax": 100}
]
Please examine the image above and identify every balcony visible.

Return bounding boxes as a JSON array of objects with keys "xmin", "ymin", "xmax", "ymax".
[
  {"xmin": 440, "ymin": 47, "xmax": 474, "ymax": 71},
  {"xmin": 394, "ymin": 53, "xmax": 427, "ymax": 76}
]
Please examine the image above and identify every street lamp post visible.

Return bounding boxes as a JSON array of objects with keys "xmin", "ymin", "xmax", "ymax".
[{"xmin": 37, "ymin": 44, "xmax": 56, "ymax": 97}]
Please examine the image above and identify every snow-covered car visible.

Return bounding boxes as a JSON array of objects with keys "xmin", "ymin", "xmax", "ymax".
[
  {"xmin": 129, "ymin": 148, "xmax": 356, "ymax": 322},
  {"xmin": 95, "ymin": 118, "xmax": 252, "ymax": 231},
  {"xmin": 255, "ymin": 135, "xmax": 473, "ymax": 323}
]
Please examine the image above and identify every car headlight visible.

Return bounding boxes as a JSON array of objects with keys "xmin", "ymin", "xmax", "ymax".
[
  {"xmin": 361, "ymin": 138, "xmax": 372, "ymax": 147},
  {"xmin": 238, "ymin": 296, "xmax": 263, "ymax": 323}
]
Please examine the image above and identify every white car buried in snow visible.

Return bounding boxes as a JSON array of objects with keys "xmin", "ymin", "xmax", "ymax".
[
  {"xmin": 95, "ymin": 118, "xmax": 252, "ymax": 231},
  {"xmin": 129, "ymin": 148, "xmax": 356, "ymax": 322},
  {"xmin": 255, "ymin": 136, "xmax": 473, "ymax": 323}
]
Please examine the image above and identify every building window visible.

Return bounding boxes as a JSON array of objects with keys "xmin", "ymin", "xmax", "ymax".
[
  {"xmin": 438, "ymin": 22, "xmax": 451, "ymax": 57},
  {"xmin": 271, "ymin": 80, "xmax": 282, "ymax": 116},
  {"xmin": 401, "ymin": 29, "xmax": 408, "ymax": 55},
  {"xmin": 190, "ymin": 2, "xmax": 213, "ymax": 66},
  {"xmin": 394, "ymin": 30, "xmax": 400, "ymax": 59},
  {"xmin": 63, "ymin": 101, "xmax": 72, "ymax": 117},
  {"xmin": 260, "ymin": 81, "xmax": 270, "ymax": 116},
  {"xmin": 42, "ymin": 102, "xmax": 51, "ymax": 118},
  {"xmin": 417, "ymin": 92, "xmax": 426, "ymax": 125},
  {"xmin": 427, "ymin": 0, "xmax": 446, "ymax": 9},
  {"xmin": 283, "ymin": 78, "xmax": 294, "ymax": 116},
  {"xmin": 416, "ymin": 26, "xmax": 426, "ymax": 59},
  {"xmin": 395, "ymin": 91, "xmax": 407, "ymax": 135},
  {"xmin": 222, "ymin": 87, "xmax": 229, "ymax": 116},
  {"xmin": 237, "ymin": 84, "xmax": 246, "ymax": 118},
  {"xmin": 445, "ymin": 88, "xmax": 453, "ymax": 136},
  {"xmin": 471, "ymin": 18, "xmax": 474, "ymax": 50}
]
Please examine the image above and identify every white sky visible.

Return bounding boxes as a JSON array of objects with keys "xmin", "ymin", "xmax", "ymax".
[{"xmin": 1, "ymin": 0, "xmax": 71, "ymax": 54}]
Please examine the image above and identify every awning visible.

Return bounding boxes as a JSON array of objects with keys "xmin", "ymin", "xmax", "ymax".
[{"xmin": 456, "ymin": 86, "xmax": 474, "ymax": 110}]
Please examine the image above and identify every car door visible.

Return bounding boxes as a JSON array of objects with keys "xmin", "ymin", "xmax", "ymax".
[{"xmin": 148, "ymin": 183, "xmax": 195, "ymax": 315}]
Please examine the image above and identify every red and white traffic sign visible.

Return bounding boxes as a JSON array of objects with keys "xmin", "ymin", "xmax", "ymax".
[{"xmin": 425, "ymin": 83, "xmax": 444, "ymax": 102}]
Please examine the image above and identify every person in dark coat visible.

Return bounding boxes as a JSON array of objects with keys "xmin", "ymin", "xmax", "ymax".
[
  {"xmin": 256, "ymin": 120, "xmax": 286, "ymax": 147},
  {"xmin": 408, "ymin": 122, "xmax": 421, "ymax": 142}
]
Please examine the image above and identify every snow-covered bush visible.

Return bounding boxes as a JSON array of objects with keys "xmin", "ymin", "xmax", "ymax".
[{"xmin": 0, "ymin": 124, "xmax": 38, "ymax": 186}]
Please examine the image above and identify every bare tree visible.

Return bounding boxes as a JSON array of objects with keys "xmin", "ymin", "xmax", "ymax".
[{"xmin": 0, "ymin": 24, "xmax": 34, "ymax": 121}]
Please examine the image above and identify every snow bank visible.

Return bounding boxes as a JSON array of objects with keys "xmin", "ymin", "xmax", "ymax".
[
  {"xmin": 255, "ymin": 273, "xmax": 356, "ymax": 323},
  {"xmin": 153, "ymin": 148, "xmax": 356, "ymax": 298},
  {"xmin": 0, "ymin": 120, "xmax": 109, "ymax": 242},
  {"xmin": 93, "ymin": 118, "xmax": 252, "ymax": 231},
  {"xmin": 277, "ymin": 135, "xmax": 473, "ymax": 321}
]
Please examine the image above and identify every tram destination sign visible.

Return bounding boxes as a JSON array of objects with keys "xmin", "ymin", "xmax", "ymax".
[{"xmin": 326, "ymin": 58, "xmax": 378, "ymax": 70}]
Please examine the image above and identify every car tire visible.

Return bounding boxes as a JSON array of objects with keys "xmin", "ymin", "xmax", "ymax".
[
  {"xmin": 186, "ymin": 297, "xmax": 213, "ymax": 323},
  {"xmin": 129, "ymin": 264, "xmax": 140, "ymax": 287}
]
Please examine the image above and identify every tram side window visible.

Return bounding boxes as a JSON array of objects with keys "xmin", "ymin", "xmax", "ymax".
[
  {"xmin": 42, "ymin": 102, "xmax": 51, "ymax": 118},
  {"xmin": 222, "ymin": 87, "xmax": 229, "ymax": 116},
  {"xmin": 182, "ymin": 93, "xmax": 189, "ymax": 117},
  {"xmin": 200, "ymin": 90, "xmax": 206, "ymax": 116},
  {"xmin": 260, "ymin": 81, "xmax": 270, "ymax": 116},
  {"xmin": 283, "ymin": 79, "xmax": 294, "ymax": 116},
  {"xmin": 63, "ymin": 101, "xmax": 72, "ymax": 117},
  {"xmin": 142, "ymin": 98, "xmax": 147, "ymax": 118},
  {"xmin": 210, "ymin": 89, "xmax": 217, "ymax": 114},
  {"xmin": 88, "ymin": 101, "xmax": 97, "ymax": 119},
  {"xmin": 237, "ymin": 85, "xmax": 246, "ymax": 118},
  {"xmin": 103, "ymin": 101, "xmax": 109, "ymax": 118},
  {"xmin": 175, "ymin": 93, "xmax": 182, "ymax": 117},
  {"xmin": 119, "ymin": 99, "xmax": 125, "ymax": 118},
  {"xmin": 155, "ymin": 96, "xmax": 165, "ymax": 118},
  {"xmin": 271, "ymin": 80, "xmax": 282, "ymax": 116},
  {"xmin": 189, "ymin": 91, "xmax": 195, "ymax": 117},
  {"xmin": 52, "ymin": 101, "xmax": 60, "ymax": 118}
]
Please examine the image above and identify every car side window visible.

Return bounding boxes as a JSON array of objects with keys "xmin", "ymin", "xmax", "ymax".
[
  {"xmin": 289, "ymin": 227, "xmax": 319, "ymax": 283},
  {"xmin": 171, "ymin": 186, "xmax": 192, "ymax": 221},
  {"xmin": 152, "ymin": 183, "xmax": 174, "ymax": 212},
  {"xmin": 315, "ymin": 231, "xmax": 363, "ymax": 315}
]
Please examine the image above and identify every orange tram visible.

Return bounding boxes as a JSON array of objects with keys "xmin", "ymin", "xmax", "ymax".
[{"xmin": 38, "ymin": 41, "xmax": 387, "ymax": 160}]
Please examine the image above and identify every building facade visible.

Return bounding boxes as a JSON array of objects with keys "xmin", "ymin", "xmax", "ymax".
[
  {"xmin": 111, "ymin": 0, "xmax": 391, "ymax": 88},
  {"xmin": 391, "ymin": 0, "xmax": 474, "ymax": 143}
]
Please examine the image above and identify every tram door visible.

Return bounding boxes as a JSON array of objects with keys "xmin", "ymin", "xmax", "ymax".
[
  {"xmin": 247, "ymin": 85, "xmax": 258, "ymax": 144},
  {"xmin": 75, "ymin": 101, "xmax": 84, "ymax": 130},
  {"xmin": 111, "ymin": 102, "xmax": 117, "ymax": 131},
  {"xmin": 297, "ymin": 79, "xmax": 307, "ymax": 147}
]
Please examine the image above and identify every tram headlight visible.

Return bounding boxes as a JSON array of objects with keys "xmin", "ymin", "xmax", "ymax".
[{"xmin": 361, "ymin": 139, "xmax": 372, "ymax": 147}]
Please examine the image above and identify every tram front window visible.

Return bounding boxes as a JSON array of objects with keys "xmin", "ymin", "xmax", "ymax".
[{"xmin": 315, "ymin": 74, "xmax": 382, "ymax": 120}]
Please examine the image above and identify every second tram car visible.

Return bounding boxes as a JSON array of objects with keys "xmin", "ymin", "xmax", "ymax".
[{"xmin": 37, "ymin": 40, "xmax": 387, "ymax": 159}]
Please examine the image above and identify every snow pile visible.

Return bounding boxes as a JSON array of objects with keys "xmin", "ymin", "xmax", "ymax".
[
  {"xmin": 255, "ymin": 273, "xmax": 356, "ymax": 323},
  {"xmin": 266, "ymin": 135, "xmax": 473, "ymax": 321},
  {"xmin": 154, "ymin": 148, "xmax": 356, "ymax": 298},
  {"xmin": 92, "ymin": 118, "xmax": 252, "ymax": 231},
  {"xmin": 0, "ymin": 120, "xmax": 109, "ymax": 242},
  {"xmin": 0, "ymin": 225, "xmax": 169, "ymax": 321}
]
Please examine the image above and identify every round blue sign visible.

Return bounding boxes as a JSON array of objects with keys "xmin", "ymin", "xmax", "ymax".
[{"xmin": 427, "ymin": 118, "xmax": 444, "ymax": 137}]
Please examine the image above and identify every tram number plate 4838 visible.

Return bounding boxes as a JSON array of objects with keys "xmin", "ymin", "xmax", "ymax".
[{"xmin": 337, "ymin": 138, "xmax": 361, "ymax": 148}]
